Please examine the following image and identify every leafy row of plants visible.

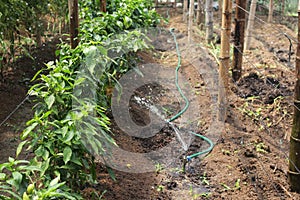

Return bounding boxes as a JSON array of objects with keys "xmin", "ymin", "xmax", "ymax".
[
  {"xmin": 0, "ymin": 0, "xmax": 161, "ymax": 199},
  {"xmin": 0, "ymin": 0, "xmax": 68, "ymax": 78}
]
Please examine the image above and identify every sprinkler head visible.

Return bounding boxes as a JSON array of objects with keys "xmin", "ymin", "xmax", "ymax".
[{"xmin": 186, "ymin": 156, "xmax": 191, "ymax": 162}]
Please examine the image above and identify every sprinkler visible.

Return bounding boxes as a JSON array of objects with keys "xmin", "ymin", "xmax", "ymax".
[
  {"xmin": 169, "ymin": 28, "xmax": 214, "ymax": 164},
  {"xmin": 133, "ymin": 28, "xmax": 215, "ymax": 170}
]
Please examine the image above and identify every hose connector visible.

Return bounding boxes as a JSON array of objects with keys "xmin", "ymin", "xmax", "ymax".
[{"xmin": 186, "ymin": 156, "xmax": 191, "ymax": 162}]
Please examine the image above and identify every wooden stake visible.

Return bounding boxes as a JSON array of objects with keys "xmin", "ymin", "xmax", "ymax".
[
  {"xmin": 68, "ymin": 0, "xmax": 79, "ymax": 49},
  {"xmin": 244, "ymin": 0, "xmax": 257, "ymax": 51},
  {"xmin": 232, "ymin": 0, "xmax": 246, "ymax": 81},
  {"xmin": 196, "ymin": 0, "xmax": 205, "ymax": 30},
  {"xmin": 268, "ymin": 0, "xmax": 274, "ymax": 23},
  {"xmin": 183, "ymin": 0, "xmax": 188, "ymax": 23},
  {"xmin": 188, "ymin": 0, "xmax": 195, "ymax": 43},
  {"xmin": 100, "ymin": 0, "xmax": 107, "ymax": 12},
  {"xmin": 288, "ymin": 0, "xmax": 300, "ymax": 193},
  {"xmin": 218, "ymin": 0, "xmax": 232, "ymax": 121},
  {"xmin": 281, "ymin": 0, "xmax": 285, "ymax": 16},
  {"xmin": 205, "ymin": 0, "xmax": 214, "ymax": 43}
]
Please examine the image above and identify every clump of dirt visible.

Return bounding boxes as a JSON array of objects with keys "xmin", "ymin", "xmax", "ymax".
[{"xmin": 234, "ymin": 72, "xmax": 292, "ymax": 104}]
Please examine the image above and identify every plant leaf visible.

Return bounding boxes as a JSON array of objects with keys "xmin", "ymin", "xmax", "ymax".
[
  {"xmin": 16, "ymin": 140, "xmax": 27, "ymax": 157},
  {"xmin": 63, "ymin": 146, "xmax": 72, "ymax": 164},
  {"xmin": 21, "ymin": 122, "xmax": 38, "ymax": 140},
  {"xmin": 45, "ymin": 94, "xmax": 55, "ymax": 109}
]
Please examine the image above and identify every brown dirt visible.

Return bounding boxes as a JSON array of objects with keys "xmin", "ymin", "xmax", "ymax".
[
  {"xmin": 92, "ymin": 10, "xmax": 300, "ymax": 200},
  {"xmin": 1, "ymin": 8, "xmax": 300, "ymax": 200}
]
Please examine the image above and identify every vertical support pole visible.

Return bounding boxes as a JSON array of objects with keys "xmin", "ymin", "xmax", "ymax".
[
  {"xmin": 218, "ymin": 0, "xmax": 232, "ymax": 121},
  {"xmin": 268, "ymin": 0, "xmax": 274, "ymax": 23},
  {"xmin": 288, "ymin": 0, "xmax": 300, "ymax": 193},
  {"xmin": 218, "ymin": 0, "xmax": 222, "ymax": 24},
  {"xmin": 188, "ymin": 0, "xmax": 195, "ymax": 43},
  {"xmin": 100, "ymin": 0, "xmax": 107, "ymax": 12},
  {"xmin": 232, "ymin": 0, "xmax": 246, "ymax": 81},
  {"xmin": 281, "ymin": 0, "xmax": 285, "ymax": 16},
  {"xmin": 68, "ymin": 0, "xmax": 79, "ymax": 49},
  {"xmin": 205, "ymin": 0, "xmax": 214, "ymax": 43},
  {"xmin": 183, "ymin": 0, "xmax": 188, "ymax": 23},
  {"xmin": 196, "ymin": 0, "xmax": 204, "ymax": 29},
  {"xmin": 244, "ymin": 0, "xmax": 257, "ymax": 51}
]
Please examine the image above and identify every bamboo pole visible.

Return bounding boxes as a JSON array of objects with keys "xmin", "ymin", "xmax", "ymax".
[
  {"xmin": 288, "ymin": 0, "xmax": 300, "ymax": 193},
  {"xmin": 281, "ymin": 0, "xmax": 285, "ymax": 16},
  {"xmin": 183, "ymin": 0, "xmax": 188, "ymax": 23},
  {"xmin": 232, "ymin": 0, "xmax": 246, "ymax": 81},
  {"xmin": 205, "ymin": 0, "xmax": 214, "ymax": 43},
  {"xmin": 100, "ymin": 0, "xmax": 106, "ymax": 12},
  {"xmin": 218, "ymin": 0, "xmax": 232, "ymax": 121},
  {"xmin": 218, "ymin": 0, "xmax": 222, "ymax": 25},
  {"xmin": 244, "ymin": 0, "xmax": 257, "ymax": 51},
  {"xmin": 188, "ymin": 0, "xmax": 195, "ymax": 43},
  {"xmin": 68, "ymin": 0, "xmax": 79, "ymax": 49},
  {"xmin": 196, "ymin": 0, "xmax": 205, "ymax": 30},
  {"xmin": 268, "ymin": 0, "xmax": 274, "ymax": 23}
]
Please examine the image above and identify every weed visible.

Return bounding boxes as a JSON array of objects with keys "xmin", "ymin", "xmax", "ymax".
[
  {"xmin": 254, "ymin": 142, "xmax": 270, "ymax": 154},
  {"xmin": 189, "ymin": 185, "xmax": 211, "ymax": 199},
  {"xmin": 221, "ymin": 183, "xmax": 231, "ymax": 191},
  {"xmin": 221, "ymin": 179, "xmax": 241, "ymax": 192},
  {"xmin": 155, "ymin": 163, "xmax": 164, "ymax": 173},
  {"xmin": 222, "ymin": 149, "xmax": 231, "ymax": 156},
  {"xmin": 201, "ymin": 172, "xmax": 210, "ymax": 186},
  {"xmin": 157, "ymin": 185, "xmax": 164, "ymax": 192}
]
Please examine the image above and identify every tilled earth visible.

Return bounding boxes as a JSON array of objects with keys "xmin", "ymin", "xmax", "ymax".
[{"xmin": 1, "ymin": 9, "xmax": 300, "ymax": 200}]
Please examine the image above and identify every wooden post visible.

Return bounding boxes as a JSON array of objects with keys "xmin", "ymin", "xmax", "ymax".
[
  {"xmin": 68, "ymin": 0, "xmax": 79, "ymax": 49},
  {"xmin": 218, "ymin": 0, "xmax": 222, "ymax": 24},
  {"xmin": 218, "ymin": 0, "xmax": 232, "ymax": 121},
  {"xmin": 188, "ymin": 0, "xmax": 195, "ymax": 43},
  {"xmin": 196, "ymin": 0, "xmax": 205, "ymax": 30},
  {"xmin": 268, "ymin": 0, "xmax": 274, "ymax": 23},
  {"xmin": 183, "ymin": 0, "xmax": 188, "ymax": 23},
  {"xmin": 281, "ymin": 0, "xmax": 285, "ymax": 16},
  {"xmin": 288, "ymin": 0, "xmax": 300, "ymax": 193},
  {"xmin": 244, "ymin": 0, "xmax": 257, "ymax": 51},
  {"xmin": 232, "ymin": 0, "xmax": 246, "ymax": 81},
  {"xmin": 205, "ymin": 0, "xmax": 214, "ymax": 43},
  {"xmin": 100, "ymin": 0, "xmax": 106, "ymax": 12}
]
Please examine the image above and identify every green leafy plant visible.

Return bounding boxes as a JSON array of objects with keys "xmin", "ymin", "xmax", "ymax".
[{"xmin": 200, "ymin": 172, "xmax": 210, "ymax": 186}]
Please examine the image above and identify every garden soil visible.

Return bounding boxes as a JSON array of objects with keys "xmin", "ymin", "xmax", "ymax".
[{"xmin": 1, "ymin": 9, "xmax": 300, "ymax": 200}]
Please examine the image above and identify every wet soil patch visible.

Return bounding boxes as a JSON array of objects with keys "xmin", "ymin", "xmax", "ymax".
[
  {"xmin": 234, "ymin": 72, "xmax": 292, "ymax": 104},
  {"xmin": 129, "ymin": 82, "xmax": 181, "ymax": 153}
]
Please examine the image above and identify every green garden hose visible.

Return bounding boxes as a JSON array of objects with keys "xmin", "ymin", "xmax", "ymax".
[{"xmin": 168, "ymin": 28, "xmax": 214, "ymax": 162}]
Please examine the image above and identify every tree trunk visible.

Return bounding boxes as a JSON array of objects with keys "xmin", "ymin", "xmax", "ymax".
[
  {"xmin": 218, "ymin": 0, "xmax": 232, "ymax": 121},
  {"xmin": 288, "ymin": 0, "xmax": 300, "ymax": 193},
  {"xmin": 205, "ymin": 0, "xmax": 214, "ymax": 43},
  {"xmin": 232, "ymin": 0, "xmax": 246, "ymax": 81},
  {"xmin": 268, "ymin": 0, "xmax": 274, "ymax": 23},
  {"xmin": 68, "ymin": 0, "xmax": 79, "ymax": 49},
  {"xmin": 188, "ymin": 0, "xmax": 195, "ymax": 43},
  {"xmin": 183, "ymin": 0, "xmax": 188, "ymax": 23},
  {"xmin": 244, "ymin": 0, "xmax": 257, "ymax": 51}
]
